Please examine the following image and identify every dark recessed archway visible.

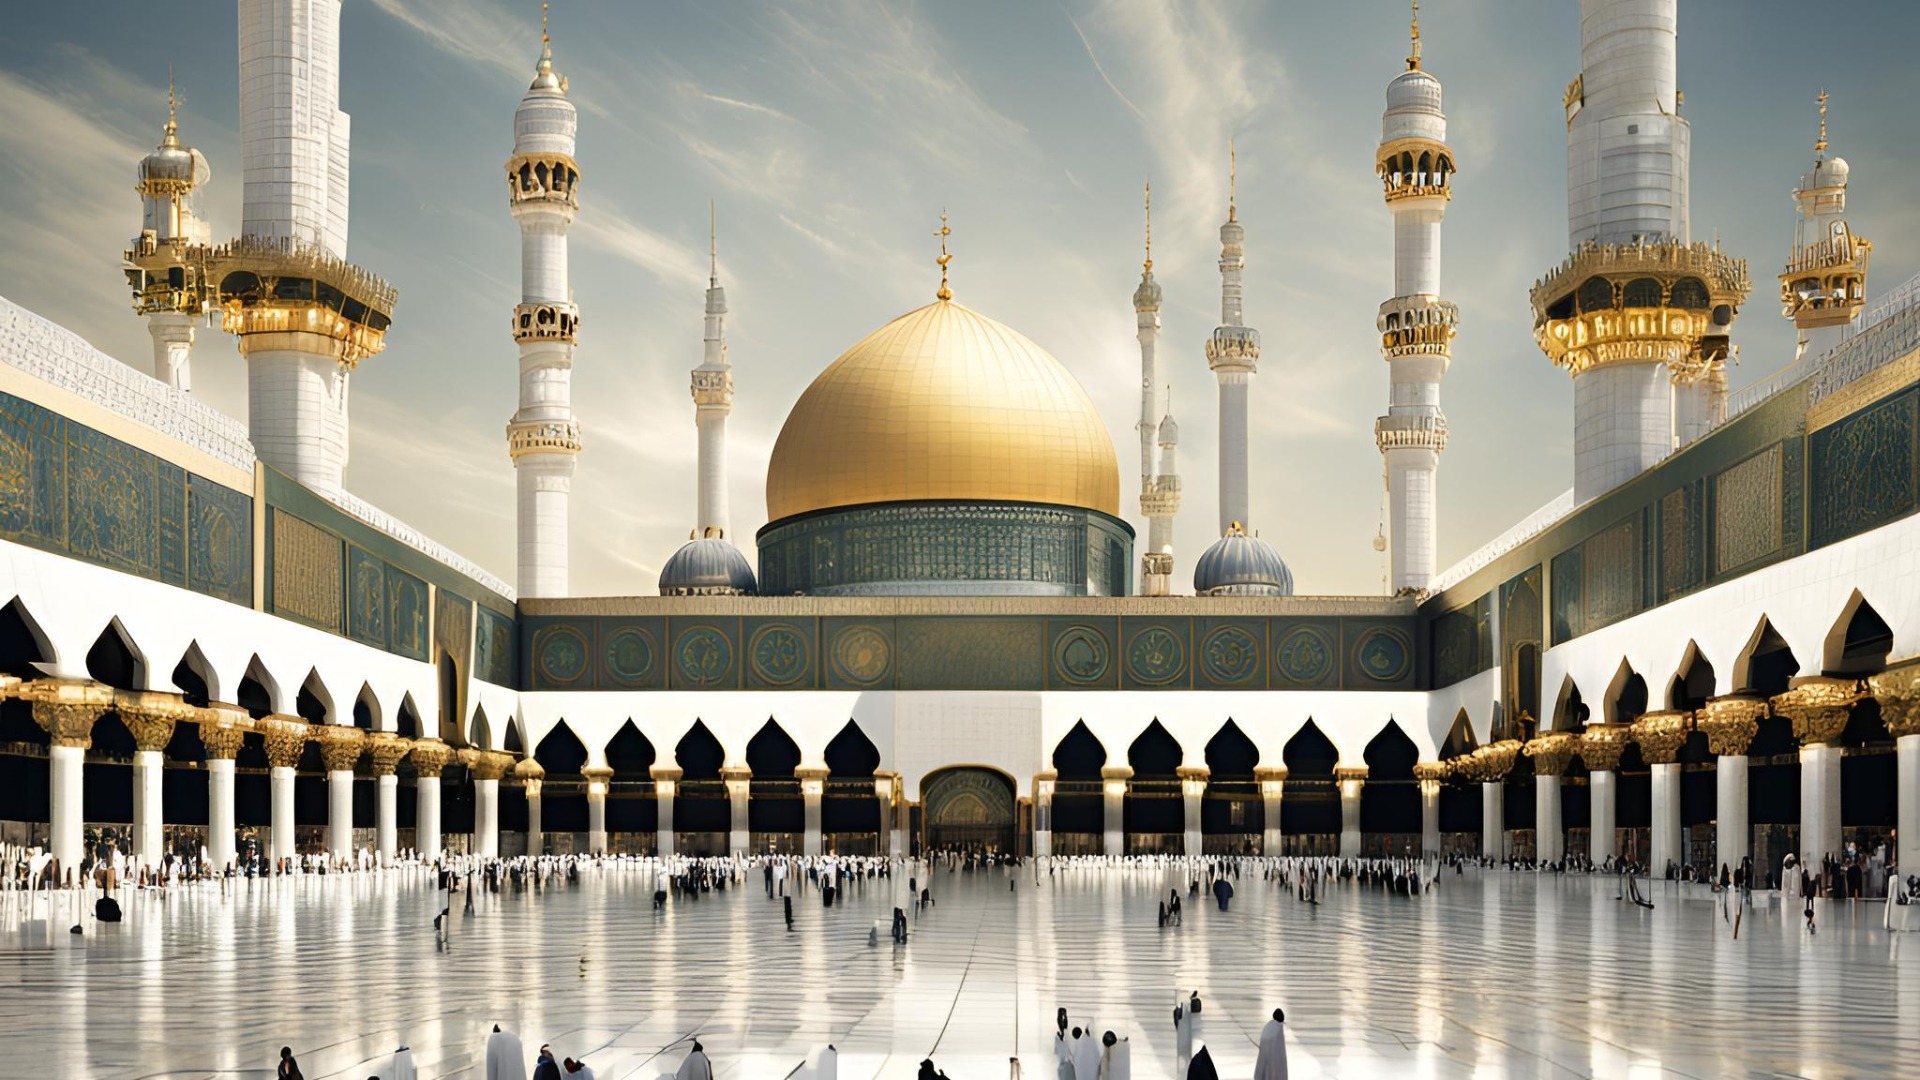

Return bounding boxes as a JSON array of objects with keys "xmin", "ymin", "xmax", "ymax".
[
  {"xmin": 1737, "ymin": 619, "xmax": 1799, "ymax": 696},
  {"xmin": 237, "ymin": 656, "xmax": 276, "ymax": 720},
  {"xmin": 352, "ymin": 686, "xmax": 378, "ymax": 731},
  {"xmin": 824, "ymin": 720, "xmax": 881, "ymax": 778},
  {"xmin": 675, "ymin": 720, "xmax": 725, "ymax": 781},
  {"xmin": 606, "ymin": 719, "xmax": 656, "ymax": 778},
  {"xmin": 396, "ymin": 696, "xmax": 422, "ymax": 740},
  {"xmin": 1829, "ymin": 593, "xmax": 1893, "ymax": 676},
  {"xmin": 745, "ymin": 719, "xmax": 801, "ymax": 778},
  {"xmin": 468, "ymin": 706, "xmax": 491, "ymax": 750},
  {"xmin": 1669, "ymin": 644, "xmax": 1715, "ymax": 712},
  {"xmin": 0, "ymin": 600, "xmax": 52, "ymax": 679},
  {"xmin": 534, "ymin": 719, "xmax": 589, "ymax": 775},
  {"xmin": 1051, "ymin": 720, "xmax": 1107, "ymax": 780},
  {"xmin": 503, "ymin": 717, "xmax": 525, "ymax": 755},
  {"xmin": 172, "ymin": 646, "xmax": 213, "ymax": 708},
  {"xmin": 1204, "ymin": 720, "xmax": 1259, "ymax": 779},
  {"xmin": 1126, "ymin": 719, "xmax": 1183, "ymax": 779},
  {"xmin": 86, "ymin": 621, "xmax": 143, "ymax": 691},
  {"xmin": 296, "ymin": 670, "xmax": 331, "ymax": 724},
  {"xmin": 1282, "ymin": 720, "xmax": 1338, "ymax": 778},
  {"xmin": 1441, "ymin": 710, "xmax": 1478, "ymax": 758},
  {"xmin": 1363, "ymin": 720, "xmax": 1419, "ymax": 781}
]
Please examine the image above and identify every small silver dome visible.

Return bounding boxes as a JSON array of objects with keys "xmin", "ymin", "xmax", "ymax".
[
  {"xmin": 1133, "ymin": 273, "xmax": 1162, "ymax": 310},
  {"xmin": 138, "ymin": 139, "xmax": 209, "ymax": 187},
  {"xmin": 1386, "ymin": 69, "xmax": 1442, "ymax": 114},
  {"xmin": 1157, "ymin": 412, "xmax": 1179, "ymax": 444},
  {"xmin": 1193, "ymin": 528, "xmax": 1293, "ymax": 597},
  {"xmin": 659, "ymin": 536, "xmax": 757, "ymax": 596}
]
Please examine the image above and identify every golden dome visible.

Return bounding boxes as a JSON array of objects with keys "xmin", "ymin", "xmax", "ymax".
[{"xmin": 766, "ymin": 299, "xmax": 1120, "ymax": 522}]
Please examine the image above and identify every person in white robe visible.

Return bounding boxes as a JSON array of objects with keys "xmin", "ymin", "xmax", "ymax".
[
  {"xmin": 675, "ymin": 1040, "xmax": 715, "ymax": 1080},
  {"xmin": 388, "ymin": 1045, "xmax": 417, "ymax": 1080},
  {"xmin": 1098, "ymin": 1031, "xmax": 1129, "ymax": 1080},
  {"xmin": 1073, "ymin": 1026, "xmax": 1101, "ymax": 1080},
  {"xmin": 1781, "ymin": 855, "xmax": 1801, "ymax": 900},
  {"xmin": 1254, "ymin": 1009, "xmax": 1287, "ymax": 1079},
  {"xmin": 485, "ymin": 1026, "xmax": 528, "ymax": 1080}
]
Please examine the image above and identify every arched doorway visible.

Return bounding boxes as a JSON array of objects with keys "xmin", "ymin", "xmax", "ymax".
[{"xmin": 921, "ymin": 767, "xmax": 1016, "ymax": 855}]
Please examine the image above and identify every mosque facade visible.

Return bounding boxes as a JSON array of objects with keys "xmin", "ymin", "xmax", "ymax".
[{"xmin": 0, "ymin": 0, "xmax": 1916, "ymax": 887}]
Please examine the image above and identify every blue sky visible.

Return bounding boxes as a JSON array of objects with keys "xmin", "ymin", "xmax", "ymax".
[{"xmin": 2, "ymin": 1, "xmax": 1916, "ymax": 597}]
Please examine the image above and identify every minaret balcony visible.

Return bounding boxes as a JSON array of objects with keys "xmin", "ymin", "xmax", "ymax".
[
  {"xmin": 1140, "ymin": 485, "xmax": 1180, "ymax": 518},
  {"xmin": 507, "ymin": 418, "xmax": 582, "ymax": 459},
  {"xmin": 208, "ymin": 237, "xmax": 396, "ymax": 366},
  {"xmin": 1530, "ymin": 241, "xmax": 1749, "ymax": 378},
  {"xmin": 513, "ymin": 302, "xmax": 580, "ymax": 344},
  {"xmin": 1205, "ymin": 326, "xmax": 1260, "ymax": 371},
  {"xmin": 1375, "ymin": 414, "xmax": 1449, "ymax": 453},
  {"xmin": 1377, "ymin": 296, "xmax": 1458, "ymax": 358},
  {"xmin": 691, "ymin": 367, "xmax": 735, "ymax": 407},
  {"xmin": 506, "ymin": 152, "xmax": 581, "ymax": 209},
  {"xmin": 1376, "ymin": 137, "xmax": 1454, "ymax": 203},
  {"xmin": 123, "ymin": 236, "xmax": 214, "ymax": 317},
  {"xmin": 1780, "ymin": 228, "xmax": 1870, "ymax": 330}
]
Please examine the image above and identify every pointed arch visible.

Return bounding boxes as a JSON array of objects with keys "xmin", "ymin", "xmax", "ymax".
[
  {"xmin": 675, "ymin": 720, "xmax": 725, "ymax": 781},
  {"xmin": 1604, "ymin": 660, "xmax": 1648, "ymax": 725},
  {"xmin": 503, "ymin": 716, "xmax": 525, "ymax": 755},
  {"xmin": 1733, "ymin": 617, "xmax": 1799, "ymax": 695},
  {"xmin": 1282, "ymin": 719, "xmax": 1339, "ymax": 777},
  {"xmin": 1668, "ymin": 642, "xmax": 1715, "ymax": 711},
  {"xmin": 0, "ymin": 599, "xmax": 54, "ymax": 678},
  {"xmin": 534, "ymin": 719, "xmax": 589, "ymax": 774},
  {"xmin": 468, "ymin": 705, "xmax": 492, "ymax": 750},
  {"xmin": 1441, "ymin": 709, "xmax": 1478, "ymax": 758},
  {"xmin": 352, "ymin": 684, "xmax": 380, "ymax": 731},
  {"xmin": 1551, "ymin": 674, "xmax": 1588, "ymax": 731},
  {"xmin": 172, "ymin": 641, "xmax": 217, "ymax": 706},
  {"xmin": 85, "ymin": 619, "xmax": 145, "ymax": 691},
  {"xmin": 745, "ymin": 718, "xmax": 801, "ymax": 778},
  {"xmin": 605, "ymin": 719, "xmax": 656, "ymax": 778},
  {"xmin": 1051, "ymin": 719, "xmax": 1107, "ymax": 780},
  {"xmin": 823, "ymin": 719, "xmax": 881, "ymax": 778},
  {"xmin": 296, "ymin": 669, "xmax": 332, "ymax": 724},
  {"xmin": 1824, "ymin": 590, "xmax": 1893, "ymax": 675},
  {"xmin": 1362, "ymin": 719, "xmax": 1419, "ymax": 780},
  {"xmin": 396, "ymin": 694, "xmax": 422, "ymax": 740},
  {"xmin": 1126, "ymin": 718, "xmax": 1183, "ymax": 779},
  {"xmin": 1204, "ymin": 719, "xmax": 1260, "ymax": 779},
  {"xmin": 237, "ymin": 655, "xmax": 278, "ymax": 719}
]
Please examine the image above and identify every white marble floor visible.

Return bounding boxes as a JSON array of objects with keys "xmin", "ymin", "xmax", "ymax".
[{"xmin": 0, "ymin": 862, "xmax": 1913, "ymax": 1079}]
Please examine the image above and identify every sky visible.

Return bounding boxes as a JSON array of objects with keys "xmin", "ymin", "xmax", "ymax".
[{"xmin": 2, "ymin": 1, "xmax": 1916, "ymax": 599}]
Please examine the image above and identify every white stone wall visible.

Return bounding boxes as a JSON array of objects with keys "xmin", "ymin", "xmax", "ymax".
[
  {"xmin": 1387, "ymin": 447, "xmax": 1439, "ymax": 590},
  {"xmin": 1572, "ymin": 361, "xmax": 1672, "ymax": 504},
  {"xmin": 238, "ymin": 0, "xmax": 349, "ymax": 257},
  {"xmin": 1216, "ymin": 374, "xmax": 1249, "ymax": 532},
  {"xmin": 1568, "ymin": 0, "xmax": 1689, "ymax": 247}
]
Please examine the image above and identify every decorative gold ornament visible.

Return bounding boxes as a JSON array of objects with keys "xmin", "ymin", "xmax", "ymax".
[
  {"xmin": 208, "ymin": 236, "xmax": 397, "ymax": 367},
  {"xmin": 315, "ymin": 725, "xmax": 367, "ymax": 773},
  {"xmin": 1523, "ymin": 731, "xmax": 1577, "ymax": 776},
  {"xmin": 1530, "ymin": 240, "xmax": 1749, "ymax": 382},
  {"xmin": 21, "ymin": 680, "xmax": 114, "ymax": 749},
  {"xmin": 367, "ymin": 733, "xmax": 413, "ymax": 776},
  {"xmin": 257, "ymin": 716, "xmax": 310, "ymax": 769},
  {"xmin": 1695, "ymin": 694, "xmax": 1769, "ymax": 756},
  {"xmin": 1630, "ymin": 711, "xmax": 1693, "ymax": 764},
  {"xmin": 409, "ymin": 738, "xmax": 453, "ymax": 778},
  {"xmin": 1771, "ymin": 677, "xmax": 1861, "ymax": 747},
  {"xmin": 1578, "ymin": 722, "xmax": 1630, "ymax": 772},
  {"xmin": 196, "ymin": 706, "xmax": 249, "ymax": 760},
  {"xmin": 1412, "ymin": 761, "xmax": 1448, "ymax": 783},
  {"xmin": 1868, "ymin": 662, "xmax": 1920, "ymax": 739},
  {"xmin": 934, "ymin": 211, "xmax": 953, "ymax": 302},
  {"xmin": 114, "ymin": 690, "xmax": 194, "ymax": 752},
  {"xmin": 463, "ymin": 749, "xmax": 514, "ymax": 782}
]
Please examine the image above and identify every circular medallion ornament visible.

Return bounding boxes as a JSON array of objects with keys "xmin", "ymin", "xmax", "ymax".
[
  {"xmin": 750, "ymin": 624, "xmax": 810, "ymax": 686},
  {"xmin": 1274, "ymin": 626, "xmax": 1334, "ymax": 685},
  {"xmin": 602, "ymin": 626, "xmax": 655, "ymax": 684},
  {"xmin": 1200, "ymin": 625, "xmax": 1260, "ymax": 684},
  {"xmin": 537, "ymin": 625, "xmax": 589, "ymax": 684},
  {"xmin": 1052, "ymin": 626, "xmax": 1110, "ymax": 686},
  {"xmin": 830, "ymin": 625, "xmax": 891, "ymax": 686},
  {"xmin": 674, "ymin": 627, "xmax": 733, "ymax": 687},
  {"xmin": 1126, "ymin": 626, "xmax": 1185, "ymax": 685},
  {"xmin": 1354, "ymin": 627, "xmax": 1412, "ymax": 683}
]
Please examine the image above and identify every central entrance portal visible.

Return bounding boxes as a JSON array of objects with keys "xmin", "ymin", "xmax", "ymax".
[{"xmin": 922, "ymin": 767, "xmax": 1017, "ymax": 855}]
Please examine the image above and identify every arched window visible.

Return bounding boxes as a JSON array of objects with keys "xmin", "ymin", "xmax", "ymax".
[
  {"xmin": 1622, "ymin": 278, "xmax": 1662, "ymax": 308},
  {"xmin": 1578, "ymin": 276, "xmax": 1614, "ymax": 313},
  {"xmin": 1670, "ymin": 277, "xmax": 1710, "ymax": 309}
]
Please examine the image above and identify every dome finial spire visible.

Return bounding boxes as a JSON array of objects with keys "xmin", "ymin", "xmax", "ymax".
[
  {"xmin": 1408, "ymin": 0, "xmax": 1422, "ymax": 71},
  {"xmin": 1142, "ymin": 180, "xmax": 1153, "ymax": 274},
  {"xmin": 1814, "ymin": 88, "xmax": 1828, "ymax": 157},
  {"xmin": 1227, "ymin": 141, "xmax": 1237, "ymax": 222},
  {"xmin": 163, "ymin": 64, "xmax": 179, "ymax": 145},
  {"xmin": 709, "ymin": 198, "xmax": 718, "ymax": 285},
  {"xmin": 935, "ymin": 209, "xmax": 953, "ymax": 301},
  {"xmin": 537, "ymin": 1, "xmax": 554, "ymax": 74}
]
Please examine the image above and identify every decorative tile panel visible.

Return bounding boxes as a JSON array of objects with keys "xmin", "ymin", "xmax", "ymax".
[
  {"xmin": 65, "ymin": 423, "xmax": 156, "ymax": 575},
  {"xmin": 1809, "ymin": 386, "xmax": 1916, "ymax": 548},
  {"xmin": 1272, "ymin": 622, "xmax": 1338, "ymax": 689},
  {"xmin": 1048, "ymin": 620, "xmax": 1117, "ymax": 690},
  {"xmin": 1713, "ymin": 445, "xmax": 1783, "ymax": 574},
  {"xmin": 1196, "ymin": 620, "xmax": 1263, "ymax": 688},
  {"xmin": 475, "ymin": 605, "xmax": 516, "ymax": 686},
  {"xmin": 187, "ymin": 474, "xmax": 251, "ymax": 606},
  {"xmin": 1121, "ymin": 618, "xmax": 1190, "ymax": 689},
  {"xmin": 270, "ymin": 510, "xmax": 343, "ymax": 632},
  {"xmin": 746, "ymin": 619, "xmax": 814, "ymax": 689},
  {"xmin": 1581, "ymin": 516, "xmax": 1642, "ymax": 632},
  {"xmin": 346, "ymin": 545, "xmax": 388, "ymax": 649},
  {"xmin": 386, "ymin": 569, "xmax": 429, "ymax": 662},
  {"xmin": 670, "ymin": 620, "xmax": 739, "ymax": 690},
  {"xmin": 899, "ymin": 618, "xmax": 1042, "ymax": 690}
]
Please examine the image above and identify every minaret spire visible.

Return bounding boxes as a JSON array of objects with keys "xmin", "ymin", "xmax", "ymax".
[
  {"xmin": 935, "ymin": 210, "xmax": 953, "ymax": 301},
  {"xmin": 693, "ymin": 201, "xmax": 735, "ymax": 540},
  {"xmin": 1408, "ymin": 0, "xmax": 1422, "ymax": 71},
  {"xmin": 124, "ymin": 63, "xmax": 214, "ymax": 392},
  {"xmin": 1781, "ymin": 89, "xmax": 1870, "ymax": 364},
  {"xmin": 506, "ymin": 5, "xmax": 583, "ymax": 596},
  {"xmin": 1135, "ymin": 180, "xmax": 1177, "ymax": 595},
  {"xmin": 1206, "ymin": 145, "xmax": 1258, "ymax": 536}
]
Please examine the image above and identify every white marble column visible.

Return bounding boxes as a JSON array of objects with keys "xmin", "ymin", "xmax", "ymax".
[
  {"xmin": 417, "ymin": 775, "xmax": 443, "ymax": 862},
  {"xmin": 1697, "ymin": 697, "xmax": 1763, "ymax": 877},
  {"xmin": 1868, "ymin": 671, "xmax": 1920, "ymax": 876},
  {"xmin": 723, "ymin": 766, "xmax": 751, "ymax": 856},
  {"xmin": 652, "ymin": 766, "xmax": 680, "ymax": 858},
  {"xmin": 1336, "ymin": 767, "xmax": 1366, "ymax": 859},
  {"xmin": 1898, "ymin": 734, "xmax": 1920, "ymax": 878},
  {"xmin": 26, "ymin": 681, "xmax": 114, "ymax": 884},
  {"xmin": 50, "ymin": 744, "xmax": 85, "ymax": 881},
  {"xmin": 1101, "ymin": 767, "xmax": 1131, "ymax": 858},
  {"xmin": 119, "ymin": 690, "xmax": 186, "ymax": 871},
  {"xmin": 475, "ymin": 778, "xmax": 500, "ymax": 858},
  {"xmin": 1650, "ymin": 764, "xmax": 1682, "ymax": 874},
  {"xmin": 1535, "ymin": 775, "xmax": 1563, "ymax": 864},
  {"xmin": 1416, "ymin": 766, "xmax": 1442, "ymax": 858},
  {"xmin": 800, "ymin": 768, "xmax": 827, "ymax": 856},
  {"xmin": 524, "ymin": 780, "xmax": 543, "ymax": 858},
  {"xmin": 1257, "ymin": 768, "xmax": 1286, "ymax": 858},
  {"xmin": 132, "ymin": 750, "xmax": 165, "ymax": 868},
  {"xmin": 1590, "ymin": 770, "xmax": 1617, "ymax": 865},
  {"xmin": 200, "ymin": 707, "xmax": 247, "ymax": 872},
  {"xmin": 377, "ymin": 773, "xmax": 399, "ymax": 863},
  {"xmin": 270, "ymin": 766, "xmax": 297, "ymax": 861},
  {"xmin": 584, "ymin": 766, "xmax": 612, "ymax": 855},
  {"xmin": 327, "ymin": 769, "xmax": 355, "ymax": 858},
  {"xmin": 876, "ymin": 773, "xmax": 903, "ymax": 858},
  {"xmin": 1799, "ymin": 744, "xmax": 1841, "ymax": 870},
  {"xmin": 1179, "ymin": 767, "xmax": 1207, "ymax": 861},
  {"xmin": 1481, "ymin": 782, "xmax": 1504, "ymax": 860},
  {"xmin": 1032, "ymin": 772, "xmax": 1055, "ymax": 859}
]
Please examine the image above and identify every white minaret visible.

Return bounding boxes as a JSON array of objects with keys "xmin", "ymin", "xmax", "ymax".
[
  {"xmin": 1374, "ymin": 5, "xmax": 1455, "ymax": 594},
  {"xmin": 1135, "ymin": 183, "xmax": 1178, "ymax": 595},
  {"xmin": 693, "ymin": 204, "xmax": 734, "ymax": 540},
  {"xmin": 225, "ymin": 0, "xmax": 394, "ymax": 497},
  {"xmin": 506, "ymin": 13, "xmax": 583, "ymax": 599},
  {"xmin": 1780, "ymin": 91, "xmax": 1871, "ymax": 364},
  {"xmin": 1532, "ymin": 0, "xmax": 1746, "ymax": 501},
  {"xmin": 126, "ymin": 78, "xmax": 212, "ymax": 391},
  {"xmin": 1206, "ymin": 146, "xmax": 1260, "ymax": 535}
]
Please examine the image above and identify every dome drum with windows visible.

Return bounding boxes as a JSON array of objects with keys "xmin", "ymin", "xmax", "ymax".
[{"xmin": 761, "ymin": 266, "xmax": 1131, "ymax": 597}]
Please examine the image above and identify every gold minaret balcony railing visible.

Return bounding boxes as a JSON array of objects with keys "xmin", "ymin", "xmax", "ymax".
[
  {"xmin": 207, "ymin": 236, "xmax": 398, "ymax": 367},
  {"xmin": 1530, "ymin": 240, "xmax": 1750, "ymax": 381}
]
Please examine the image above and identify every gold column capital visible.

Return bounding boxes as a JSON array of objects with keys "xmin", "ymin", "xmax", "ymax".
[
  {"xmin": 257, "ymin": 715, "xmax": 310, "ymax": 769},
  {"xmin": 1474, "ymin": 739, "xmax": 1522, "ymax": 782},
  {"xmin": 1523, "ymin": 731, "xmax": 1578, "ymax": 776},
  {"xmin": 409, "ymin": 737, "xmax": 453, "ymax": 778},
  {"xmin": 513, "ymin": 756, "xmax": 547, "ymax": 782},
  {"xmin": 315, "ymin": 724, "xmax": 367, "ymax": 772},
  {"xmin": 1332, "ymin": 765, "xmax": 1369, "ymax": 783},
  {"xmin": 114, "ymin": 689, "xmax": 194, "ymax": 752},
  {"xmin": 1578, "ymin": 723, "xmax": 1629, "ymax": 772},
  {"xmin": 464, "ymin": 749, "xmax": 513, "ymax": 781},
  {"xmin": 1696, "ymin": 694, "xmax": 1770, "ymax": 755},
  {"xmin": 1868, "ymin": 662, "xmax": 1920, "ymax": 739},
  {"xmin": 1412, "ymin": 761, "xmax": 1448, "ymax": 783},
  {"xmin": 1176, "ymin": 765, "xmax": 1211, "ymax": 782},
  {"xmin": 1770, "ymin": 676, "xmax": 1861, "ymax": 747},
  {"xmin": 1630, "ymin": 711, "xmax": 1693, "ymax": 764},
  {"xmin": 581, "ymin": 764, "xmax": 615, "ymax": 784},
  {"xmin": 196, "ymin": 703, "xmax": 251, "ymax": 759},
  {"xmin": 21, "ymin": 679, "xmax": 115, "ymax": 748},
  {"xmin": 367, "ymin": 732, "xmax": 413, "ymax": 776}
]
